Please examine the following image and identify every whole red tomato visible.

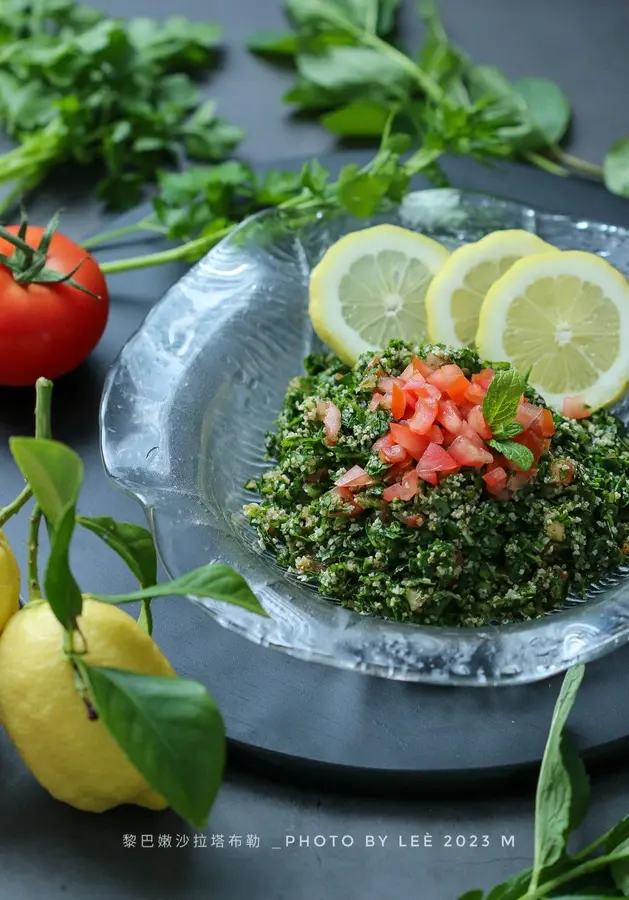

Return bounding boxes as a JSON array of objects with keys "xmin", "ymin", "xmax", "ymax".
[{"xmin": 0, "ymin": 225, "xmax": 109, "ymax": 386}]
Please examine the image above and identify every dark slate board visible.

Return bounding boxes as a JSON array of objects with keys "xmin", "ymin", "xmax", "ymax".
[{"xmin": 3, "ymin": 152, "xmax": 629, "ymax": 797}]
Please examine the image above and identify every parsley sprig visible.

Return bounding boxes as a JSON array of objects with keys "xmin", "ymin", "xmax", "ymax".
[
  {"xmin": 482, "ymin": 369, "xmax": 535, "ymax": 471},
  {"xmin": 0, "ymin": 1, "xmax": 241, "ymax": 214}
]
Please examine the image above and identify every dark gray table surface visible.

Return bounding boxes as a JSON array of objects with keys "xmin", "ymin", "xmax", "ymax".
[{"xmin": 2, "ymin": 1, "xmax": 629, "ymax": 898}]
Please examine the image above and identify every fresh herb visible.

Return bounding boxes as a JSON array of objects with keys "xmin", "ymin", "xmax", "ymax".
[
  {"xmin": 455, "ymin": 664, "xmax": 629, "ymax": 899},
  {"xmin": 1, "ymin": 379, "xmax": 266, "ymax": 827},
  {"xmin": 244, "ymin": 340, "xmax": 629, "ymax": 627},
  {"xmin": 488, "ymin": 439, "xmax": 534, "ymax": 472},
  {"xmin": 0, "ymin": 1, "xmax": 241, "ymax": 213},
  {"xmin": 482, "ymin": 369, "xmax": 534, "ymax": 470},
  {"xmin": 248, "ymin": 0, "xmax": 629, "ymax": 196}
]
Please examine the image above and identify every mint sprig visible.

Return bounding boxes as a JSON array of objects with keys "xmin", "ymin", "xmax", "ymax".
[
  {"xmin": 481, "ymin": 368, "xmax": 536, "ymax": 471},
  {"xmin": 488, "ymin": 439, "xmax": 534, "ymax": 472}
]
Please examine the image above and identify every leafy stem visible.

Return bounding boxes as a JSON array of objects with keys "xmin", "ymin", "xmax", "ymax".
[
  {"xmin": 550, "ymin": 146, "xmax": 605, "ymax": 180},
  {"xmin": 523, "ymin": 847, "xmax": 629, "ymax": 899},
  {"xmin": 81, "ymin": 218, "xmax": 168, "ymax": 250}
]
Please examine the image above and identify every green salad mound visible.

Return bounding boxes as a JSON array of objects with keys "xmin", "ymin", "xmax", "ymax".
[{"xmin": 243, "ymin": 340, "xmax": 629, "ymax": 627}]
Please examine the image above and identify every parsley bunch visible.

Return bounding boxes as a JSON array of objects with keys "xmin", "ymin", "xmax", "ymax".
[
  {"xmin": 249, "ymin": 0, "xmax": 629, "ymax": 195},
  {"xmin": 0, "ymin": 0, "xmax": 242, "ymax": 212}
]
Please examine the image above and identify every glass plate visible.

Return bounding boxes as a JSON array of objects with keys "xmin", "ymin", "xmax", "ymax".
[{"xmin": 100, "ymin": 189, "xmax": 629, "ymax": 686}]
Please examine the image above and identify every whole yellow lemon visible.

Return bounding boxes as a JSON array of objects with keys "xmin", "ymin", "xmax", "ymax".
[
  {"xmin": 0, "ymin": 598, "xmax": 175, "ymax": 813},
  {"xmin": 0, "ymin": 529, "xmax": 20, "ymax": 634}
]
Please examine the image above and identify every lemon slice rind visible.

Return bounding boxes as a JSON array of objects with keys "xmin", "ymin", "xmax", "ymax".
[
  {"xmin": 425, "ymin": 229, "xmax": 558, "ymax": 348},
  {"xmin": 309, "ymin": 224, "xmax": 450, "ymax": 364},
  {"xmin": 476, "ymin": 250, "xmax": 629, "ymax": 410}
]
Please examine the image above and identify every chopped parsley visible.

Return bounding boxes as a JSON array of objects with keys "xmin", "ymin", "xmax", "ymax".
[{"xmin": 243, "ymin": 340, "xmax": 629, "ymax": 627}]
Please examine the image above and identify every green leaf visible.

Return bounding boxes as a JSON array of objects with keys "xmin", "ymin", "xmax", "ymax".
[
  {"xmin": 137, "ymin": 600, "xmax": 153, "ymax": 635},
  {"xmin": 482, "ymin": 369, "xmax": 527, "ymax": 435},
  {"xmin": 604, "ymin": 138, "xmax": 629, "ymax": 198},
  {"xmin": 513, "ymin": 76, "xmax": 571, "ymax": 146},
  {"xmin": 337, "ymin": 164, "xmax": 389, "ymax": 217},
  {"xmin": 79, "ymin": 663, "xmax": 225, "ymax": 828},
  {"xmin": 10, "ymin": 438, "xmax": 83, "ymax": 528},
  {"xmin": 456, "ymin": 892, "xmax": 484, "ymax": 900},
  {"xmin": 77, "ymin": 517, "xmax": 157, "ymax": 589},
  {"xmin": 44, "ymin": 503, "xmax": 83, "ymax": 630},
  {"xmin": 561, "ymin": 732, "xmax": 590, "ymax": 833},
  {"xmin": 611, "ymin": 838, "xmax": 629, "ymax": 896},
  {"xmin": 321, "ymin": 100, "xmax": 391, "ymax": 136},
  {"xmin": 606, "ymin": 817, "xmax": 629, "ymax": 853},
  {"xmin": 297, "ymin": 46, "xmax": 408, "ymax": 94},
  {"xmin": 530, "ymin": 664, "xmax": 586, "ymax": 883},
  {"xmin": 247, "ymin": 29, "xmax": 298, "ymax": 56},
  {"xmin": 301, "ymin": 159, "xmax": 330, "ymax": 196},
  {"xmin": 488, "ymin": 439, "xmax": 534, "ymax": 472},
  {"xmin": 485, "ymin": 871, "xmax": 532, "ymax": 900},
  {"xmin": 497, "ymin": 421, "xmax": 524, "ymax": 439},
  {"xmin": 92, "ymin": 563, "xmax": 269, "ymax": 617}
]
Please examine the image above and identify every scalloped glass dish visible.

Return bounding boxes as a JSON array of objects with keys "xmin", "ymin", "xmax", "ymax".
[{"xmin": 100, "ymin": 189, "xmax": 629, "ymax": 686}]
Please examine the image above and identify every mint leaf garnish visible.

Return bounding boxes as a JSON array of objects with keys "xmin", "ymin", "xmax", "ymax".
[
  {"xmin": 498, "ymin": 421, "xmax": 524, "ymax": 439},
  {"xmin": 489, "ymin": 439, "xmax": 534, "ymax": 471},
  {"xmin": 482, "ymin": 368, "xmax": 527, "ymax": 437}
]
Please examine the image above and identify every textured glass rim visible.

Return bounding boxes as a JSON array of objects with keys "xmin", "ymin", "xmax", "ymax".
[{"xmin": 100, "ymin": 189, "xmax": 629, "ymax": 687}]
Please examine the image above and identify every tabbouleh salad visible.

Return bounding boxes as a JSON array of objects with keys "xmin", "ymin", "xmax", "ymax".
[{"xmin": 244, "ymin": 340, "xmax": 629, "ymax": 627}]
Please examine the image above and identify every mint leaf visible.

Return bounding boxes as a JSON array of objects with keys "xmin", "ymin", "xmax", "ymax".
[
  {"xmin": 488, "ymin": 439, "xmax": 534, "ymax": 472},
  {"xmin": 482, "ymin": 368, "xmax": 526, "ymax": 435},
  {"xmin": 530, "ymin": 665, "xmax": 585, "ymax": 886},
  {"xmin": 79, "ymin": 663, "xmax": 225, "ymax": 828},
  {"xmin": 604, "ymin": 137, "xmax": 629, "ymax": 198},
  {"xmin": 498, "ymin": 421, "xmax": 524, "ymax": 439},
  {"xmin": 92, "ymin": 563, "xmax": 268, "ymax": 617}
]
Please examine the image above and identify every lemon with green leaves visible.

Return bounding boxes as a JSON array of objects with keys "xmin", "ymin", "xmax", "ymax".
[{"xmin": 0, "ymin": 598, "xmax": 175, "ymax": 813}]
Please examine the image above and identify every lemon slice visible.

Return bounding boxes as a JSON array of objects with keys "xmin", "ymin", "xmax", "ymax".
[
  {"xmin": 476, "ymin": 250, "xmax": 629, "ymax": 410},
  {"xmin": 309, "ymin": 224, "xmax": 449, "ymax": 364},
  {"xmin": 425, "ymin": 230, "xmax": 558, "ymax": 348}
]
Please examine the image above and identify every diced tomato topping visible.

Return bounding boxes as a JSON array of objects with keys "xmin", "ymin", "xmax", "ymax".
[
  {"xmin": 471, "ymin": 368, "xmax": 494, "ymax": 390},
  {"xmin": 368, "ymin": 392, "xmax": 383, "ymax": 412},
  {"xmin": 373, "ymin": 433, "xmax": 393, "ymax": 452},
  {"xmin": 382, "ymin": 443, "xmax": 407, "ymax": 464},
  {"xmin": 516, "ymin": 400, "xmax": 543, "ymax": 431},
  {"xmin": 408, "ymin": 397, "xmax": 439, "ymax": 435},
  {"xmin": 383, "ymin": 469, "xmax": 419, "ymax": 502},
  {"xmin": 412, "ymin": 356, "xmax": 435, "ymax": 378},
  {"xmin": 427, "ymin": 424, "xmax": 444, "ymax": 444},
  {"xmin": 550, "ymin": 459, "xmax": 574, "ymax": 485},
  {"xmin": 507, "ymin": 469, "xmax": 536, "ymax": 491},
  {"xmin": 400, "ymin": 361, "xmax": 426, "ymax": 382},
  {"xmin": 466, "ymin": 405, "xmax": 492, "ymax": 441},
  {"xmin": 513, "ymin": 429, "xmax": 545, "ymax": 466},
  {"xmin": 394, "ymin": 512, "xmax": 423, "ymax": 527},
  {"xmin": 464, "ymin": 382, "xmax": 486, "ymax": 405},
  {"xmin": 437, "ymin": 399, "xmax": 463, "ymax": 436},
  {"xmin": 329, "ymin": 486, "xmax": 363, "ymax": 517},
  {"xmin": 389, "ymin": 423, "xmax": 429, "ymax": 459},
  {"xmin": 428, "ymin": 364, "xmax": 472, "ymax": 404},
  {"xmin": 562, "ymin": 395, "xmax": 591, "ymax": 419},
  {"xmin": 383, "ymin": 460, "xmax": 414, "ymax": 484},
  {"xmin": 377, "ymin": 376, "xmax": 395, "ymax": 392},
  {"xmin": 391, "ymin": 381, "xmax": 406, "ymax": 420},
  {"xmin": 335, "ymin": 465, "xmax": 374, "ymax": 489},
  {"xmin": 460, "ymin": 421, "xmax": 486, "ymax": 448},
  {"xmin": 418, "ymin": 470, "xmax": 438, "ymax": 486},
  {"xmin": 380, "ymin": 392, "xmax": 392, "ymax": 410},
  {"xmin": 483, "ymin": 466, "xmax": 508, "ymax": 494},
  {"xmin": 317, "ymin": 400, "xmax": 341, "ymax": 445},
  {"xmin": 417, "ymin": 442, "xmax": 460, "ymax": 476},
  {"xmin": 531, "ymin": 407, "xmax": 555, "ymax": 438},
  {"xmin": 403, "ymin": 376, "xmax": 429, "ymax": 397},
  {"xmin": 448, "ymin": 435, "xmax": 493, "ymax": 468}
]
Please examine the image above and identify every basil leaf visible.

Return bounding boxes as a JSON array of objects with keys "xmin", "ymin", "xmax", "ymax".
[
  {"xmin": 92, "ymin": 563, "xmax": 268, "ymax": 617},
  {"xmin": 79, "ymin": 663, "xmax": 225, "ymax": 828},
  {"xmin": 321, "ymin": 100, "xmax": 390, "ymax": 136},
  {"xmin": 246, "ymin": 30, "xmax": 298, "ymax": 56},
  {"xmin": 530, "ymin": 664, "xmax": 585, "ymax": 883},
  {"xmin": 77, "ymin": 517, "xmax": 157, "ymax": 588},
  {"xmin": 488, "ymin": 439, "xmax": 534, "ymax": 472},
  {"xmin": 611, "ymin": 838, "xmax": 629, "ymax": 896},
  {"xmin": 513, "ymin": 76, "xmax": 571, "ymax": 147},
  {"xmin": 10, "ymin": 438, "xmax": 83, "ymax": 527},
  {"xmin": 44, "ymin": 503, "xmax": 83, "ymax": 630},
  {"xmin": 482, "ymin": 369, "xmax": 527, "ymax": 433},
  {"xmin": 604, "ymin": 138, "xmax": 629, "ymax": 198}
]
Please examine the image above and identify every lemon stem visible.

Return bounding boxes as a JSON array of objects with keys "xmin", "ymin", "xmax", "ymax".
[
  {"xmin": 27, "ymin": 505, "xmax": 42, "ymax": 601},
  {"xmin": 0, "ymin": 484, "xmax": 32, "ymax": 527}
]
